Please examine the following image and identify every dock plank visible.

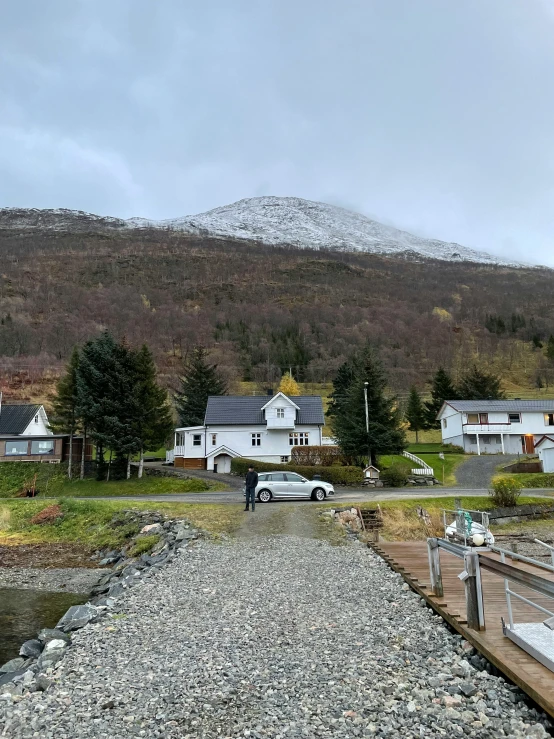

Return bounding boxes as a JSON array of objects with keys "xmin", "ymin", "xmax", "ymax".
[{"xmin": 371, "ymin": 540, "xmax": 554, "ymax": 718}]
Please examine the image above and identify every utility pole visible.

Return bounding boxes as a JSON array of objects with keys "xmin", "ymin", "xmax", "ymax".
[{"xmin": 364, "ymin": 382, "xmax": 370, "ymax": 465}]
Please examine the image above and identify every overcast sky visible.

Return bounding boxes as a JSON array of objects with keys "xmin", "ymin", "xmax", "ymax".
[{"xmin": 2, "ymin": 0, "xmax": 554, "ymax": 264}]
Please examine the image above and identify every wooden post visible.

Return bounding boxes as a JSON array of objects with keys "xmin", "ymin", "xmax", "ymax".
[
  {"xmin": 463, "ymin": 551, "xmax": 486, "ymax": 631},
  {"xmin": 427, "ymin": 538, "xmax": 444, "ymax": 598}
]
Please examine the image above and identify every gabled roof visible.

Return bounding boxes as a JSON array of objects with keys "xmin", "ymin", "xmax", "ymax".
[
  {"xmin": 534, "ymin": 435, "xmax": 554, "ymax": 449},
  {"xmin": 0, "ymin": 404, "xmax": 42, "ymax": 435},
  {"xmin": 204, "ymin": 395, "xmax": 325, "ymax": 426},
  {"xmin": 441, "ymin": 399, "xmax": 554, "ymax": 414},
  {"xmin": 205, "ymin": 444, "xmax": 241, "ymax": 458},
  {"xmin": 261, "ymin": 392, "xmax": 300, "ymax": 411}
]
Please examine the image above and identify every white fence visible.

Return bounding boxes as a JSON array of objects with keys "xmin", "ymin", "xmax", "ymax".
[
  {"xmin": 402, "ymin": 450, "xmax": 434, "ymax": 477},
  {"xmin": 166, "ymin": 449, "xmax": 175, "ymax": 464}
]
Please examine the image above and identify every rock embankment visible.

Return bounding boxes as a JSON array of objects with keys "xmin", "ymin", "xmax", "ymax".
[{"xmin": 0, "ymin": 532, "xmax": 551, "ymax": 738}]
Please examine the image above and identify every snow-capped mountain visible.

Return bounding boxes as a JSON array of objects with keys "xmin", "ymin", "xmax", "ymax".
[{"xmin": 0, "ymin": 197, "xmax": 521, "ymax": 266}]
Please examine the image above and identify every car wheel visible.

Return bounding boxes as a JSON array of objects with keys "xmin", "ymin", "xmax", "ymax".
[
  {"xmin": 258, "ymin": 489, "xmax": 272, "ymax": 503},
  {"xmin": 312, "ymin": 487, "xmax": 326, "ymax": 502}
]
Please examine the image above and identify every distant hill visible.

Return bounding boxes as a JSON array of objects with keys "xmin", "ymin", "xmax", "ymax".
[{"xmin": 0, "ymin": 196, "xmax": 527, "ymax": 266}]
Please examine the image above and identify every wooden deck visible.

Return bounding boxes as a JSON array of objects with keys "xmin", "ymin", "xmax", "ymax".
[{"xmin": 372, "ymin": 540, "xmax": 554, "ymax": 718}]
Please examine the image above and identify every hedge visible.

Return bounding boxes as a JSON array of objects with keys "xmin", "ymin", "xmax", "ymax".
[{"xmin": 230, "ymin": 457, "xmax": 363, "ymax": 486}]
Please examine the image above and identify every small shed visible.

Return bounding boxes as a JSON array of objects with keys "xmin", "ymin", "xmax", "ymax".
[
  {"xmin": 536, "ymin": 436, "xmax": 554, "ymax": 473},
  {"xmin": 363, "ymin": 465, "xmax": 380, "ymax": 480}
]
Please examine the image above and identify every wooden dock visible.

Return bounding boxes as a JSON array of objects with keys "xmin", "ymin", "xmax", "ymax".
[{"xmin": 372, "ymin": 540, "xmax": 554, "ymax": 718}]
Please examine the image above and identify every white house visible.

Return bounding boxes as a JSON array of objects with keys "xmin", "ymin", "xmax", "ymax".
[
  {"xmin": 438, "ymin": 399, "xmax": 554, "ymax": 455},
  {"xmin": 171, "ymin": 393, "xmax": 325, "ymax": 473}
]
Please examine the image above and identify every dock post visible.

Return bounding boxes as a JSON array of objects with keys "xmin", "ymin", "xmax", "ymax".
[
  {"xmin": 463, "ymin": 551, "xmax": 486, "ymax": 631},
  {"xmin": 427, "ymin": 538, "xmax": 443, "ymax": 598}
]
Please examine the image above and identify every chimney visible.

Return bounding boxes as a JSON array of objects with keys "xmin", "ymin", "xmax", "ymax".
[{"xmin": 266, "ymin": 388, "xmax": 274, "ymax": 396}]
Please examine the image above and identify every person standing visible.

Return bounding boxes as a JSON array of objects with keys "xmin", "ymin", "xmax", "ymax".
[{"xmin": 244, "ymin": 465, "xmax": 258, "ymax": 512}]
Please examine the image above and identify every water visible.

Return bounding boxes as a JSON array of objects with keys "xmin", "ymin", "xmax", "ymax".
[{"xmin": 0, "ymin": 588, "xmax": 87, "ymax": 665}]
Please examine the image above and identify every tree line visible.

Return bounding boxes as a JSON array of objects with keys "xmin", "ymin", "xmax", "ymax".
[{"xmin": 51, "ymin": 333, "xmax": 173, "ymax": 480}]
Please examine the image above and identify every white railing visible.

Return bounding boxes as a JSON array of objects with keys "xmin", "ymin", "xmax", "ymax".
[
  {"xmin": 403, "ymin": 450, "xmax": 433, "ymax": 477},
  {"xmin": 322, "ymin": 437, "xmax": 338, "ymax": 446},
  {"xmin": 463, "ymin": 424, "xmax": 512, "ymax": 433},
  {"xmin": 166, "ymin": 450, "xmax": 175, "ymax": 464}
]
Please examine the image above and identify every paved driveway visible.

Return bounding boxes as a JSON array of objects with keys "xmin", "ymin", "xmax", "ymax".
[{"xmin": 454, "ymin": 454, "xmax": 517, "ymax": 489}]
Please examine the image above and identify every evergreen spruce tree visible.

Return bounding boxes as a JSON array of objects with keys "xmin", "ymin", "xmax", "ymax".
[
  {"xmin": 175, "ymin": 347, "xmax": 226, "ymax": 427},
  {"xmin": 424, "ymin": 367, "xmax": 458, "ymax": 429},
  {"xmin": 405, "ymin": 386, "xmax": 426, "ymax": 443},
  {"xmin": 50, "ymin": 347, "xmax": 80, "ymax": 479},
  {"xmin": 76, "ymin": 332, "xmax": 139, "ymax": 480},
  {"xmin": 328, "ymin": 359, "xmax": 356, "ymax": 420},
  {"xmin": 457, "ymin": 365, "xmax": 506, "ymax": 400},
  {"xmin": 129, "ymin": 345, "xmax": 174, "ymax": 478},
  {"xmin": 331, "ymin": 346, "xmax": 405, "ymax": 466}
]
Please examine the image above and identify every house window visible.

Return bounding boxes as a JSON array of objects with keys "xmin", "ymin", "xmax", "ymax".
[
  {"xmin": 443, "ymin": 419, "xmax": 447, "ymax": 429},
  {"xmin": 5, "ymin": 440, "xmax": 28, "ymax": 456},
  {"xmin": 545, "ymin": 414, "xmax": 554, "ymax": 427},
  {"xmin": 276, "ymin": 408, "xmax": 285, "ymax": 419},
  {"xmin": 280, "ymin": 455, "xmax": 289, "ymax": 463},
  {"xmin": 467, "ymin": 413, "xmax": 479, "ymax": 424},
  {"xmin": 289, "ymin": 432, "xmax": 309, "ymax": 446},
  {"xmin": 251, "ymin": 433, "xmax": 261, "ymax": 447},
  {"xmin": 467, "ymin": 435, "xmax": 477, "ymax": 444},
  {"xmin": 479, "ymin": 413, "xmax": 488, "ymax": 424},
  {"xmin": 31, "ymin": 440, "xmax": 54, "ymax": 455},
  {"xmin": 34, "ymin": 415, "xmax": 39, "ymax": 424},
  {"xmin": 192, "ymin": 434, "xmax": 202, "ymax": 446},
  {"xmin": 211, "ymin": 434, "xmax": 217, "ymax": 446},
  {"xmin": 508, "ymin": 413, "xmax": 521, "ymax": 423}
]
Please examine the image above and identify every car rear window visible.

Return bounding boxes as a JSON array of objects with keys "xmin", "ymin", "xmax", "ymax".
[{"xmin": 258, "ymin": 474, "xmax": 267, "ymax": 481}]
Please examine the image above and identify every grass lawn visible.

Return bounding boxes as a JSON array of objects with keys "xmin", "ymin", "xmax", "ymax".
[
  {"xmin": 356, "ymin": 495, "xmax": 550, "ymax": 542},
  {"xmin": 0, "ymin": 498, "xmax": 243, "ymax": 547},
  {"xmin": 0, "ymin": 462, "xmax": 225, "ymax": 498},
  {"xmin": 378, "ymin": 453, "xmax": 465, "ymax": 487}
]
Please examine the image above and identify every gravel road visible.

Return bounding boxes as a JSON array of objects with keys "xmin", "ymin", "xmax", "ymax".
[{"xmin": 1, "ymin": 512, "xmax": 550, "ymax": 738}]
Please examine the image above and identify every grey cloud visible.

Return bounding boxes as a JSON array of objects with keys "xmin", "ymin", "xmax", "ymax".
[{"xmin": 1, "ymin": 0, "xmax": 554, "ymax": 265}]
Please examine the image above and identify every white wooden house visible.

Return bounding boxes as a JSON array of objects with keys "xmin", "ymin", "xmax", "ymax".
[
  {"xmin": 438, "ymin": 400, "xmax": 554, "ymax": 455},
  {"xmin": 536, "ymin": 436, "xmax": 554, "ymax": 473},
  {"xmin": 170, "ymin": 392, "xmax": 325, "ymax": 473}
]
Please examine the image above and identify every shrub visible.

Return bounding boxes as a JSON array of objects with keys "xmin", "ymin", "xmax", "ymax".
[
  {"xmin": 230, "ymin": 458, "xmax": 363, "ymax": 486},
  {"xmin": 489, "ymin": 477, "xmax": 522, "ymax": 507},
  {"xmin": 290, "ymin": 445, "xmax": 344, "ymax": 466},
  {"xmin": 380, "ymin": 464, "xmax": 409, "ymax": 488}
]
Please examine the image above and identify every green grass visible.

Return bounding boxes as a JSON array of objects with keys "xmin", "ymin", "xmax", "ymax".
[
  {"xmin": 406, "ymin": 443, "xmax": 445, "ymax": 453},
  {"xmin": 129, "ymin": 534, "xmax": 161, "ymax": 557},
  {"xmin": 0, "ymin": 499, "xmax": 243, "ymax": 547},
  {"xmin": 378, "ymin": 453, "xmax": 465, "ymax": 487},
  {"xmin": 0, "ymin": 463, "xmax": 225, "ymax": 498}
]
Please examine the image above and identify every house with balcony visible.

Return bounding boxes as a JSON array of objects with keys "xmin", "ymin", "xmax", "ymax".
[
  {"xmin": 437, "ymin": 399, "xmax": 554, "ymax": 455},
  {"xmin": 170, "ymin": 392, "xmax": 325, "ymax": 473}
]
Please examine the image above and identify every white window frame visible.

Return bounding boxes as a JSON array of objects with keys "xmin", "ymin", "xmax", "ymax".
[
  {"xmin": 508, "ymin": 413, "xmax": 521, "ymax": 423},
  {"xmin": 289, "ymin": 432, "xmax": 309, "ymax": 446},
  {"xmin": 192, "ymin": 434, "xmax": 202, "ymax": 447},
  {"xmin": 545, "ymin": 414, "xmax": 554, "ymax": 427},
  {"xmin": 443, "ymin": 418, "xmax": 447, "ymax": 428},
  {"xmin": 211, "ymin": 433, "xmax": 217, "ymax": 446},
  {"xmin": 276, "ymin": 408, "xmax": 285, "ymax": 419},
  {"xmin": 251, "ymin": 433, "xmax": 261, "ymax": 447},
  {"xmin": 280, "ymin": 455, "xmax": 289, "ymax": 463},
  {"xmin": 34, "ymin": 415, "xmax": 39, "ymax": 424}
]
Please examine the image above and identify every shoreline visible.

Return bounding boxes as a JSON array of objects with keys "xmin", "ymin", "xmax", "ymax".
[{"xmin": 0, "ymin": 566, "xmax": 104, "ymax": 593}]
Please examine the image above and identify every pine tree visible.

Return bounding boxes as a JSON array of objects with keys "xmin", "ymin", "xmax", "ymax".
[
  {"xmin": 331, "ymin": 346, "xmax": 405, "ymax": 465},
  {"xmin": 278, "ymin": 372, "xmax": 300, "ymax": 396},
  {"xmin": 327, "ymin": 359, "xmax": 356, "ymax": 420},
  {"xmin": 457, "ymin": 365, "xmax": 506, "ymax": 400},
  {"xmin": 546, "ymin": 336, "xmax": 554, "ymax": 363},
  {"xmin": 50, "ymin": 347, "xmax": 80, "ymax": 479},
  {"xmin": 405, "ymin": 386, "xmax": 426, "ymax": 443},
  {"xmin": 129, "ymin": 345, "xmax": 174, "ymax": 478},
  {"xmin": 424, "ymin": 367, "xmax": 458, "ymax": 429},
  {"xmin": 175, "ymin": 347, "xmax": 227, "ymax": 427}
]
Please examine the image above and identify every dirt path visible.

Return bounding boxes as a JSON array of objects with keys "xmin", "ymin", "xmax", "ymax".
[
  {"xmin": 454, "ymin": 454, "xmax": 517, "ymax": 488},
  {"xmin": 236, "ymin": 502, "xmax": 345, "ymax": 544}
]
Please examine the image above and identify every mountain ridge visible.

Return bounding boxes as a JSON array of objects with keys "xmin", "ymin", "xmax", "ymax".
[{"xmin": 0, "ymin": 196, "xmax": 526, "ymax": 267}]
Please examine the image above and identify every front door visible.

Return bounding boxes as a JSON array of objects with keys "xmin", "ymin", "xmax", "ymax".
[
  {"xmin": 523, "ymin": 435, "xmax": 535, "ymax": 454},
  {"xmin": 214, "ymin": 454, "xmax": 232, "ymax": 473}
]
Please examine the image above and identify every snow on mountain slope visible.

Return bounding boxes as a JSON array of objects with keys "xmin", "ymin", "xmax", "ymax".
[{"xmin": 0, "ymin": 197, "xmax": 523, "ymax": 266}]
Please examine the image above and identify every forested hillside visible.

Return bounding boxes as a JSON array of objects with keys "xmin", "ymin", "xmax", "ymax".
[{"xmin": 0, "ymin": 227, "xmax": 553, "ymax": 397}]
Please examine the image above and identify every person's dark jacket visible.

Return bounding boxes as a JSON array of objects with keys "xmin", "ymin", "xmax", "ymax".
[{"xmin": 245, "ymin": 470, "xmax": 258, "ymax": 488}]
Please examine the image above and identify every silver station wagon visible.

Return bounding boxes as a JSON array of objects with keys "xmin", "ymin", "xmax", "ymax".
[{"xmin": 245, "ymin": 472, "xmax": 335, "ymax": 502}]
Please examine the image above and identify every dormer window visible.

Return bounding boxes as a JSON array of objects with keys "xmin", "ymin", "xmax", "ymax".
[
  {"xmin": 34, "ymin": 415, "xmax": 39, "ymax": 423},
  {"xmin": 277, "ymin": 408, "xmax": 285, "ymax": 419}
]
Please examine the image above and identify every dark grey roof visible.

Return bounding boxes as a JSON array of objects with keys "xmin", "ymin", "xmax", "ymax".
[
  {"xmin": 204, "ymin": 396, "xmax": 325, "ymax": 425},
  {"xmin": 445, "ymin": 400, "xmax": 554, "ymax": 412},
  {"xmin": 0, "ymin": 404, "xmax": 41, "ymax": 434}
]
